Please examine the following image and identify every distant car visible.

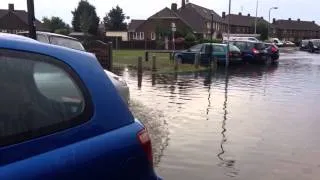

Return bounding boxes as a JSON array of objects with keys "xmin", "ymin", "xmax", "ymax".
[
  {"xmin": 175, "ymin": 43, "xmax": 243, "ymax": 65},
  {"xmin": 230, "ymin": 40, "xmax": 274, "ymax": 65},
  {"xmin": 224, "ymin": 36, "xmax": 259, "ymax": 42},
  {"xmin": 300, "ymin": 39, "xmax": 310, "ymax": 51},
  {"xmin": 269, "ymin": 38, "xmax": 284, "ymax": 47},
  {"xmin": 307, "ymin": 39, "xmax": 320, "ymax": 53},
  {"xmin": 0, "ymin": 33, "xmax": 161, "ymax": 179},
  {"xmin": 18, "ymin": 31, "xmax": 130, "ymax": 103},
  {"xmin": 264, "ymin": 43, "xmax": 280, "ymax": 62},
  {"xmin": 283, "ymin": 40, "xmax": 296, "ymax": 47}
]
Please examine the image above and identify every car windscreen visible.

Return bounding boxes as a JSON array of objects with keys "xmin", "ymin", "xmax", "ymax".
[
  {"xmin": 229, "ymin": 45, "xmax": 240, "ymax": 52},
  {"xmin": 189, "ymin": 44, "xmax": 203, "ymax": 52},
  {"xmin": 49, "ymin": 36, "xmax": 85, "ymax": 51},
  {"xmin": 254, "ymin": 43, "xmax": 267, "ymax": 50}
]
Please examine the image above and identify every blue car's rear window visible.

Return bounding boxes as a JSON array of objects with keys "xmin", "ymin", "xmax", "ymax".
[{"xmin": 0, "ymin": 49, "xmax": 93, "ymax": 147}]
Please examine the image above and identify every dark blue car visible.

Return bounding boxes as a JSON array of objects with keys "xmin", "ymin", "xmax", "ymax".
[
  {"xmin": 0, "ymin": 33, "xmax": 161, "ymax": 180},
  {"xmin": 229, "ymin": 41, "xmax": 274, "ymax": 64},
  {"xmin": 175, "ymin": 43, "xmax": 242, "ymax": 65}
]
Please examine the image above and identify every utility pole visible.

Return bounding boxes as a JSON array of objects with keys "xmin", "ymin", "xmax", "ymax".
[
  {"xmin": 211, "ymin": 13, "xmax": 214, "ymax": 41},
  {"xmin": 268, "ymin": 7, "xmax": 278, "ymax": 38},
  {"xmin": 27, "ymin": 0, "xmax": 37, "ymax": 40},
  {"xmin": 226, "ymin": 0, "xmax": 231, "ymax": 68},
  {"xmin": 254, "ymin": 0, "xmax": 258, "ymax": 34}
]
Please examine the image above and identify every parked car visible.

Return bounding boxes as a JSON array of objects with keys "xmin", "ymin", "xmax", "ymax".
[
  {"xmin": 307, "ymin": 39, "xmax": 320, "ymax": 53},
  {"xmin": 269, "ymin": 38, "xmax": 284, "ymax": 47},
  {"xmin": 223, "ymin": 35, "xmax": 259, "ymax": 42},
  {"xmin": 230, "ymin": 40, "xmax": 274, "ymax": 65},
  {"xmin": 300, "ymin": 39, "xmax": 310, "ymax": 51},
  {"xmin": 264, "ymin": 43, "xmax": 280, "ymax": 62},
  {"xmin": 175, "ymin": 43, "xmax": 243, "ymax": 65},
  {"xmin": 0, "ymin": 33, "xmax": 161, "ymax": 179},
  {"xmin": 283, "ymin": 40, "xmax": 296, "ymax": 47},
  {"xmin": 18, "ymin": 31, "xmax": 130, "ymax": 103}
]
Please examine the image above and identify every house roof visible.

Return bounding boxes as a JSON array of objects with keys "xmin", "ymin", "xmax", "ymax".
[
  {"xmin": 224, "ymin": 14, "xmax": 269, "ymax": 27},
  {"xmin": 182, "ymin": 3, "xmax": 224, "ymax": 22},
  {"xmin": 0, "ymin": 9, "xmax": 44, "ymax": 30},
  {"xmin": 176, "ymin": 3, "xmax": 224, "ymax": 33},
  {"xmin": 128, "ymin": 19, "xmax": 145, "ymax": 32},
  {"xmin": 273, "ymin": 19, "xmax": 320, "ymax": 31},
  {"xmin": 149, "ymin": 7, "xmax": 180, "ymax": 19}
]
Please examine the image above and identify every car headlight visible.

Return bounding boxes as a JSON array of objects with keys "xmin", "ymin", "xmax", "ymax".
[{"xmin": 314, "ymin": 46, "xmax": 318, "ymax": 48}]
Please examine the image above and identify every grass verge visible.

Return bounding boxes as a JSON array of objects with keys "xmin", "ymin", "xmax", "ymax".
[{"xmin": 113, "ymin": 49, "xmax": 208, "ymax": 73}]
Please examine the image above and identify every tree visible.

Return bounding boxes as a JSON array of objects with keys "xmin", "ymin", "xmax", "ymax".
[
  {"xmin": 42, "ymin": 16, "xmax": 69, "ymax": 33},
  {"xmin": 252, "ymin": 22, "xmax": 268, "ymax": 40},
  {"xmin": 72, "ymin": 0, "xmax": 100, "ymax": 35},
  {"xmin": 103, "ymin": 5, "xmax": 127, "ymax": 31}
]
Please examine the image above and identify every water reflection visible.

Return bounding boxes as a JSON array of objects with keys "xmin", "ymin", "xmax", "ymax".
[
  {"xmin": 217, "ymin": 69, "xmax": 239, "ymax": 177},
  {"xmin": 113, "ymin": 53, "xmax": 320, "ymax": 179}
]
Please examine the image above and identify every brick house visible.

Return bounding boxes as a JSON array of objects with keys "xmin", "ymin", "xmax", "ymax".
[
  {"xmin": 0, "ymin": 4, "xmax": 45, "ymax": 34},
  {"xmin": 272, "ymin": 18, "xmax": 320, "ymax": 41},
  {"xmin": 128, "ymin": 5, "xmax": 192, "ymax": 42},
  {"xmin": 128, "ymin": 0, "xmax": 227, "ymax": 41},
  {"xmin": 177, "ymin": 1, "xmax": 227, "ymax": 39},
  {"xmin": 223, "ymin": 12, "xmax": 270, "ymax": 34}
]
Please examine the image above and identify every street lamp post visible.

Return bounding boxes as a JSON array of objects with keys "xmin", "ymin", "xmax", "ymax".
[
  {"xmin": 211, "ymin": 13, "xmax": 214, "ymax": 41},
  {"xmin": 268, "ymin": 7, "xmax": 278, "ymax": 38},
  {"xmin": 254, "ymin": 0, "xmax": 258, "ymax": 34},
  {"xmin": 171, "ymin": 22, "xmax": 176, "ymax": 51},
  {"xmin": 27, "ymin": 0, "xmax": 36, "ymax": 40},
  {"xmin": 226, "ymin": 0, "xmax": 231, "ymax": 67}
]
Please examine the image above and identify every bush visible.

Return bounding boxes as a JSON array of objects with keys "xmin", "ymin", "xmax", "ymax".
[
  {"xmin": 54, "ymin": 28, "xmax": 70, "ymax": 35},
  {"xmin": 184, "ymin": 33, "xmax": 197, "ymax": 48}
]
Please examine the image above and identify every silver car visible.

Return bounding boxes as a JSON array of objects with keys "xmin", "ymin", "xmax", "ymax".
[{"xmin": 18, "ymin": 31, "xmax": 130, "ymax": 103}]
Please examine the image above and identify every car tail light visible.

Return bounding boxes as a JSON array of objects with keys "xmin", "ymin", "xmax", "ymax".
[
  {"xmin": 271, "ymin": 46, "xmax": 277, "ymax": 53},
  {"xmin": 252, "ymin": 48, "xmax": 259, "ymax": 54},
  {"xmin": 137, "ymin": 128, "xmax": 153, "ymax": 166}
]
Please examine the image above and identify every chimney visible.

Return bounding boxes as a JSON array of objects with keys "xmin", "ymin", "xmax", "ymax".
[
  {"xmin": 313, "ymin": 21, "xmax": 315, "ymax": 24},
  {"xmin": 182, "ymin": 0, "xmax": 186, "ymax": 7},
  {"xmin": 8, "ymin": 3, "xmax": 14, "ymax": 11},
  {"xmin": 247, "ymin": 14, "xmax": 251, "ymax": 17},
  {"xmin": 222, "ymin": 12, "xmax": 226, "ymax": 18},
  {"xmin": 171, "ymin": 3, "xmax": 178, "ymax": 11},
  {"xmin": 261, "ymin": 16, "xmax": 264, "ymax": 20},
  {"xmin": 238, "ymin": 12, "xmax": 242, "ymax": 16},
  {"xmin": 288, "ymin": 18, "xmax": 291, "ymax": 21},
  {"xmin": 297, "ymin": 18, "xmax": 300, "ymax": 22},
  {"xmin": 273, "ymin": 18, "xmax": 276, "ymax": 23}
]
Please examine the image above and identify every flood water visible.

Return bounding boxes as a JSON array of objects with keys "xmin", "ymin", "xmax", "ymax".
[{"xmin": 117, "ymin": 50, "xmax": 320, "ymax": 180}]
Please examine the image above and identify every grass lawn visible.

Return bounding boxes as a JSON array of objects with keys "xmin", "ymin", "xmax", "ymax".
[{"xmin": 113, "ymin": 50, "xmax": 208, "ymax": 73}]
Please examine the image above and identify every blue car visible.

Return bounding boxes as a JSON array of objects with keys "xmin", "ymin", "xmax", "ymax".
[
  {"xmin": 229, "ymin": 40, "xmax": 274, "ymax": 64},
  {"xmin": 0, "ymin": 33, "xmax": 161, "ymax": 180},
  {"xmin": 175, "ymin": 43, "xmax": 242, "ymax": 65}
]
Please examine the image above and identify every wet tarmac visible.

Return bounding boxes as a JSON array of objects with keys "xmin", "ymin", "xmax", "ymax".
[{"xmin": 120, "ymin": 50, "xmax": 320, "ymax": 180}]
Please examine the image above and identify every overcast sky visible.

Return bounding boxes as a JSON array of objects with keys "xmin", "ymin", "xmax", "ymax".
[{"xmin": 0, "ymin": 0, "xmax": 318, "ymax": 25}]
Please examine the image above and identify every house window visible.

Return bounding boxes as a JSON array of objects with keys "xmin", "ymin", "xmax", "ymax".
[
  {"xmin": 134, "ymin": 32, "xmax": 138, "ymax": 40},
  {"xmin": 151, "ymin": 32, "xmax": 156, "ymax": 40},
  {"xmin": 140, "ymin": 32, "xmax": 144, "ymax": 40}
]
